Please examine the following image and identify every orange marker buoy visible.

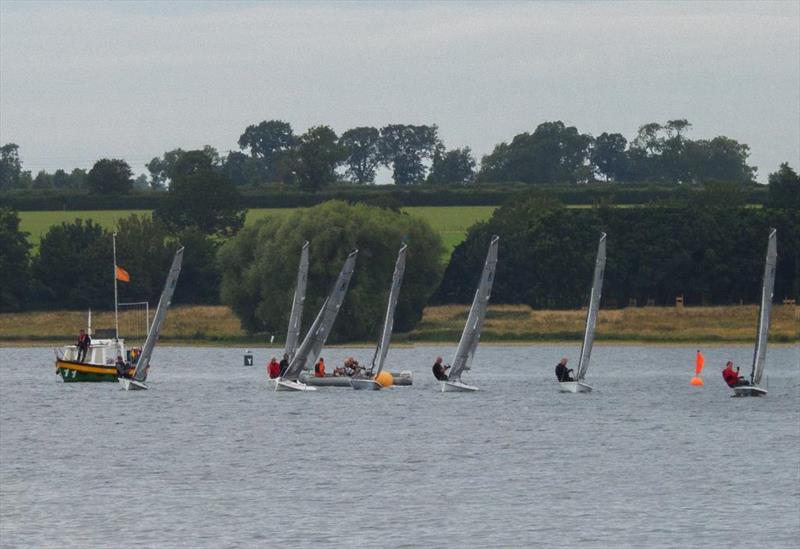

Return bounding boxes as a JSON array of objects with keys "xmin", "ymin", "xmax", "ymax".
[
  {"xmin": 375, "ymin": 371, "xmax": 394, "ymax": 388},
  {"xmin": 690, "ymin": 350, "xmax": 705, "ymax": 386},
  {"xmin": 690, "ymin": 376, "xmax": 704, "ymax": 386}
]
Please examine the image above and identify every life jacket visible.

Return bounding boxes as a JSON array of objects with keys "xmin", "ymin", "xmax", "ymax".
[
  {"xmin": 722, "ymin": 366, "xmax": 738, "ymax": 387},
  {"xmin": 268, "ymin": 361, "xmax": 281, "ymax": 379},
  {"xmin": 315, "ymin": 360, "xmax": 326, "ymax": 377}
]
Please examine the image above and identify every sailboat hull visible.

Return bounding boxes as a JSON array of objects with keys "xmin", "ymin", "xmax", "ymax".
[
  {"xmin": 350, "ymin": 378, "xmax": 382, "ymax": 390},
  {"xmin": 441, "ymin": 380, "xmax": 479, "ymax": 392},
  {"xmin": 273, "ymin": 378, "xmax": 317, "ymax": 392},
  {"xmin": 118, "ymin": 378, "xmax": 148, "ymax": 391},
  {"xmin": 559, "ymin": 381, "xmax": 593, "ymax": 393},
  {"xmin": 733, "ymin": 386, "xmax": 767, "ymax": 397}
]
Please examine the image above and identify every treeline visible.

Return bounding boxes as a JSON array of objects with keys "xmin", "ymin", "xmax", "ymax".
[
  {"xmin": 436, "ymin": 194, "xmax": 799, "ymax": 309},
  {"xmin": 1, "ymin": 118, "xmax": 764, "ymax": 194}
]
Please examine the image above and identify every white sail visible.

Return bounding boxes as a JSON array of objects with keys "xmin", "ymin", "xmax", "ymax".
[
  {"xmin": 284, "ymin": 241, "xmax": 309, "ymax": 360},
  {"xmin": 132, "ymin": 247, "xmax": 184, "ymax": 382},
  {"xmin": 282, "ymin": 250, "xmax": 358, "ymax": 381},
  {"xmin": 576, "ymin": 233, "xmax": 607, "ymax": 381},
  {"xmin": 448, "ymin": 236, "xmax": 499, "ymax": 382},
  {"xmin": 371, "ymin": 244, "xmax": 408, "ymax": 376},
  {"xmin": 751, "ymin": 228, "xmax": 777, "ymax": 386}
]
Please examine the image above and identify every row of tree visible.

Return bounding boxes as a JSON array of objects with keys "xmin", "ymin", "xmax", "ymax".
[
  {"xmin": 436, "ymin": 193, "xmax": 799, "ymax": 309},
  {"xmin": 1, "ymin": 118, "xmax": 762, "ymax": 192}
]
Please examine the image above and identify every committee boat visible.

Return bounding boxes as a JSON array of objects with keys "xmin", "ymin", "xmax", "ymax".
[
  {"xmin": 733, "ymin": 228, "xmax": 777, "ymax": 397},
  {"xmin": 273, "ymin": 250, "xmax": 358, "ymax": 392},
  {"xmin": 118, "ymin": 247, "xmax": 184, "ymax": 391},
  {"xmin": 560, "ymin": 232, "xmax": 607, "ymax": 393},
  {"xmin": 441, "ymin": 235, "xmax": 499, "ymax": 393},
  {"xmin": 352, "ymin": 244, "xmax": 408, "ymax": 390},
  {"xmin": 55, "ymin": 234, "xmax": 140, "ymax": 382}
]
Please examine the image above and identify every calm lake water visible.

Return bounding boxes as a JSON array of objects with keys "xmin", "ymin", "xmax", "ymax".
[{"xmin": 1, "ymin": 344, "xmax": 799, "ymax": 548}]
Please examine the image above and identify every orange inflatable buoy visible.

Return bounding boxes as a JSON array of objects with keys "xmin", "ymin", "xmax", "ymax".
[
  {"xmin": 375, "ymin": 371, "xmax": 394, "ymax": 388},
  {"xmin": 690, "ymin": 376, "xmax": 704, "ymax": 386}
]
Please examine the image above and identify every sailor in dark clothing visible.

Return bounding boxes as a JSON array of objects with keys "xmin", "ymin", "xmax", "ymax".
[
  {"xmin": 279, "ymin": 354, "xmax": 290, "ymax": 377},
  {"xmin": 76, "ymin": 329, "xmax": 91, "ymax": 363},
  {"xmin": 115, "ymin": 355, "xmax": 129, "ymax": 378},
  {"xmin": 555, "ymin": 357, "xmax": 574, "ymax": 382},
  {"xmin": 432, "ymin": 356, "xmax": 450, "ymax": 381}
]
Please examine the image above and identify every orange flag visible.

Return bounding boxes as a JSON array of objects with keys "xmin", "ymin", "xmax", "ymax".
[
  {"xmin": 115, "ymin": 265, "xmax": 130, "ymax": 283},
  {"xmin": 695, "ymin": 350, "xmax": 705, "ymax": 376}
]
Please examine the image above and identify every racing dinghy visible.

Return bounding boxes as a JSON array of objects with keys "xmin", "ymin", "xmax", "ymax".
[
  {"xmin": 560, "ymin": 232, "xmax": 606, "ymax": 393},
  {"xmin": 118, "ymin": 247, "xmax": 184, "ymax": 391},
  {"xmin": 442, "ymin": 236, "xmax": 499, "ymax": 393},
  {"xmin": 284, "ymin": 241, "xmax": 309, "ymax": 362},
  {"xmin": 274, "ymin": 250, "xmax": 358, "ymax": 392},
  {"xmin": 734, "ymin": 228, "xmax": 777, "ymax": 397},
  {"xmin": 352, "ymin": 244, "xmax": 408, "ymax": 390}
]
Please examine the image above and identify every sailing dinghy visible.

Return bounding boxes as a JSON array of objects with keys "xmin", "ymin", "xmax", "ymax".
[
  {"xmin": 560, "ymin": 232, "xmax": 607, "ymax": 393},
  {"xmin": 274, "ymin": 250, "xmax": 358, "ymax": 392},
  {"xmin": 352, "ymin": 244, "xmax": 408, "ymax": 390},
  {"xmin": 118, "ymin": 247, "xmax": 184, "ymax": 391},
  {"xmin": 442, "ymin": 236, "xmax": 499, "ymax": 393},
  {"xmin": 284, "ymin": 241, "xmax": 310, "ymax": 362},
  {"xmin": 734, "ymin": 228, "xmax": 777, "ymax": 397}
]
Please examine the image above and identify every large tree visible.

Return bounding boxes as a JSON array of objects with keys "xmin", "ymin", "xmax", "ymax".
[
  {"xmin": 154, "ymin": 150, "xmax": 245, "ymax": 237},
  {"xmin": 238, "ymin": 120, "xmax": 296, "ymax": 181},
  {"xmin": 292, "ymin": 125, "xmax": 345, "ymax": 192},
  {"xmin": 146, "ymin": 146, "xmax": 220, "ymax": 189},
  {"xmin": 0, "ymin": 143, "xmax": 23, "ymax": 190},
  {"xmin": 591, "ymin": 132, "xmax": 629, "ymax": 182},
  {"xmin": 218, "ymin": 200, "xmax": 444, "ymax": 341},
  {"xmin": 0, "ymin": 208, "xmax": 32, "ymax": 310},
  {"xmin": 427, "ymin": 147, "xmax": 476, "ymax": 184},
  {"xmin": 477, "ymin": 121, "xmax": 592, "ymax": 184},
  {"xmin": 768, "ymin": 162, "xmax": 800, "ymax": 209},
  {"xmin": 33, "ymin": 219, "xmax": 113, "ymax": 308},
  {"xmin": 340, "ymin": 126, "xmax": 382, "ymax": 184},
  {"xmin": 87, "ymin": 158, "xmax": 133, "ymax": 194},
  {"xmin": 378, "ymin": 124, "xmax": 439, "ymax": 185}
]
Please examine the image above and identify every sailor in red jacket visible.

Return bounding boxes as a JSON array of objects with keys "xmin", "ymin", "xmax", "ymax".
[
  {"xmin": 722, "ymin": 361, "xmax": 748, "ymax": 387},
  {"xmin": 267, "ymin": 357, "xmax": 281, "ymax": 379}
]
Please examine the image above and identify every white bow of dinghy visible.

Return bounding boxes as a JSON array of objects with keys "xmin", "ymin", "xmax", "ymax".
[
  {"xmin": 558, "ymin": 381, "xmax": 593, "ymax": 393},
  {"xmin": 118, "ymin": 377, "xmax": 148, "ymax": 391},
  {"xmin": 733, "ymin": 385, "xmax": 768, "ymax": 397},
  {"xmin": 273, "ymin": 378, "xmax": 317, "ymax": 392},
  {"xmin": 441, "ymin": 380, "xmax": 479, "ymax": 392}
]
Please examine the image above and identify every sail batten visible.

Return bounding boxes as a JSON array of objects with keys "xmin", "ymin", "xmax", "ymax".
[
  {"xmin": 372, "ymin": 245, "xmax": 408, "ymax": 376},
  {"xmin": 133, "ymin": 247, "xmax": 184, "ymax": 382},
  {"xmin": 448, "ymin": 236, "xmax": 499, "ymax": 382},
  {"xmin": 282, "ymin": 250, "xmax": 358, "ymax": 381},
  {"xmin": 284, "ymin": 241, "xmax": 309, "ymax": 361},
  {"xmin": 576, "ymin": 233, "xmax": 607, "ymax": 381},
  {"xmin": 751, "ymin": 228, "xmax": 777, "ymax": 386}
]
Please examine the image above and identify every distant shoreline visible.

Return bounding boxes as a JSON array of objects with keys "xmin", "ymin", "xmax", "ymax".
[{"xmin": 0, "ymin": 304, "xmax": 795, "ymax": 348}]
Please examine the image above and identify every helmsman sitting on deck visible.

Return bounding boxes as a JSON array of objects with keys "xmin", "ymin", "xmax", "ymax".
[
  {"xmin": 722, "ymin": 361, "xmax": 749, "ymax": 387},
  {"xmin": 555, "ymin": 357, "xmax": 574, "ymax": 382},
  {"xmin": 432, "ymin": 357, "xmax": 450, "ymax": 381},
  {"xmin": 115, "ymin": 355, "xmax": 130, "ymax": 379},
  {"xmin": 314, "ymin": 357, "xmax": 326, "ymax": 378}
]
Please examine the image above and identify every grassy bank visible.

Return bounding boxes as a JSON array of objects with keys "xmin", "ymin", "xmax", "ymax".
[{"xmin": 1, "ymin": 304, "xmax": 795, "ymax": 346}]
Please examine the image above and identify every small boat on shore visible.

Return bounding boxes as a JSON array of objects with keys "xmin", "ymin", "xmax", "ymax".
[
  {"xmin": 733, "ymin": 228, "xmax": 777, "ymax": 398},
  {"xmin": 274, "ymin": 250, "xmax": 358, "ymax": 392},
  {"xmin": 441, "ymin": 235, "xmax": 499, "ymax": 393},
  {"xmin": 352, "ymin": 244, "xmax": 408, "ymax": 390},
  {"xmin": 118, "ymin": 247, "xmax": 184, "ymax": 391},
  {"xmin": 559, "ymin": 232, "xmax": 606, "ymax": 393}
]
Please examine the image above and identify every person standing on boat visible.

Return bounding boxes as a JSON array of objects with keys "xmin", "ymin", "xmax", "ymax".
[
  {"xmin": 722, "ymin": 361, "xmax": 749, "ymax": 387},
  {"xmin": 314, "ymin": 357, "xmax": 326, "ymax": 377},
  {"xmin": 267, "ymin": 357, "xmax": 280, "ymax": 379},
  {"xmin": 279, "ymin": 354, "xmax": 289, "ymax": 377},
  {"xmin": 555, "ymin": 357, "xmax": 574, "ymax": 382},
  {"xmin": 76, "ymin": 329, "xmax": 91, "ymax": 363},
  {"xmin": 432, "ymin": 357, "xmax": 450, "ymax": 381}
]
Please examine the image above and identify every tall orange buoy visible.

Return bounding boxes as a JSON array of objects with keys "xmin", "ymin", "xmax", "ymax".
[{"xmin": 691, "ymin": 350, "xmax": 705, "ymax": 386}]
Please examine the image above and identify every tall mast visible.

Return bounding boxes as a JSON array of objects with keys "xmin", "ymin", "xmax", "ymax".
[{"xmin": 113, "ymin": 232, "xmax": 119, "ymax": 340}]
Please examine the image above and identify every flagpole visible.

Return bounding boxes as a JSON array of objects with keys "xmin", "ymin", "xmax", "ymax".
[{"xmin": 113, "ymin": 232, "xmax": 119, "ymax": 340}]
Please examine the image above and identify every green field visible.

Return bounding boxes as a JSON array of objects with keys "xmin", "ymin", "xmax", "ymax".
[{"xmin": 18, "ymin": 206, "xmax": 498, "ymax": 254}]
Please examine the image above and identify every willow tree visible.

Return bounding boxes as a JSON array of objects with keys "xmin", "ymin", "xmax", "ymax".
[{"xmin": 218, "ymin": 200, "xmax": 444, "ymax": 341}]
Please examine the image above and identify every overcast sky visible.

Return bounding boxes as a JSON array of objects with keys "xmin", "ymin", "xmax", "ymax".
[{"xmin": 1, "ymin": 0, "xmax": 798, "ymax": 182}]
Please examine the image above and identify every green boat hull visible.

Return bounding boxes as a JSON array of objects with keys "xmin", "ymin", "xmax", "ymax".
[{"xmin": 55, "ymin": 359, "xmax": 133, "ymax": 383}]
